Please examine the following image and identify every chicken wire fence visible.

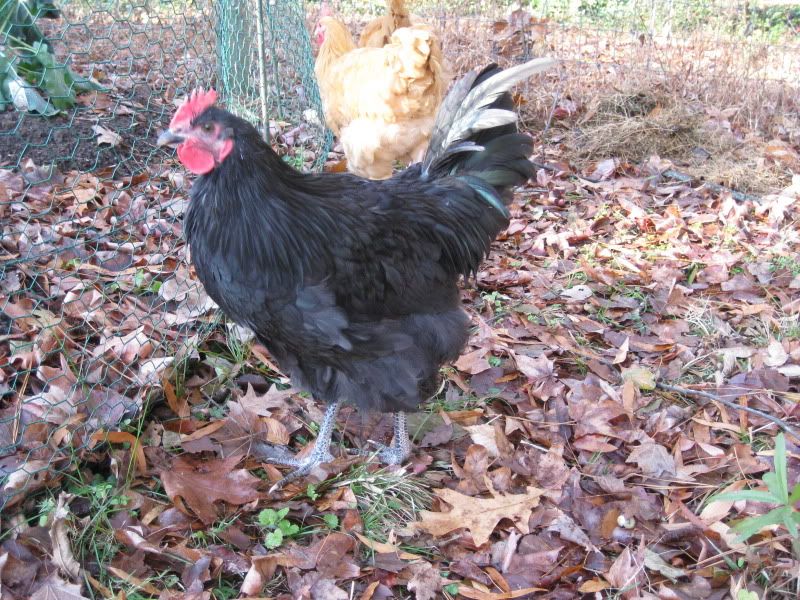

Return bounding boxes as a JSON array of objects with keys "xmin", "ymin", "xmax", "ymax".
[
  {"xmin": 1, "ymin": 0, "xmax": 799, "ymax": 512},
  {"xmin": 0, "ymin": 0, "xmax": 327, "ymax": 512}
]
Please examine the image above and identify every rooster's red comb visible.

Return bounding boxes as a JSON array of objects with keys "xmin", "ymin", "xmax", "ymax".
[
  {"xmin": 170, "ymin": 89, "xmax": 218, "ymax": 128},
  {"xmin": 319, "ymin": 2, "xmax": 333, "ymax": 17}
]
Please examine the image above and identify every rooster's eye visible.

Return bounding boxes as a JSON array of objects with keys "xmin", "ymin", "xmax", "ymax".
[{"xmin": 202, "ymin": 123, "xmax": 213, "ymax": 133}]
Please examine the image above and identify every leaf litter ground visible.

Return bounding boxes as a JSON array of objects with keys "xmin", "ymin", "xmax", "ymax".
[{"xmin": 4, "ymin": 136, "xmax": 800, "ymax": 599}]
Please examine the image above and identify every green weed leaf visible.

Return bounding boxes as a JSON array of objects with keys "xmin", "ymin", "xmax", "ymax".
[{"xmin": 265, "ymin": 528, "xmax": 283, "ymax": 549}]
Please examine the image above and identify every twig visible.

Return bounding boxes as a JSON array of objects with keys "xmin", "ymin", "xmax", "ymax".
[
  {"xmin": 656, "ymin": 382, "xmax": 800, "ymax": 442},
  {"xmin": 662, "ymin": 169, "xmax": 761, "ymax": 203}
]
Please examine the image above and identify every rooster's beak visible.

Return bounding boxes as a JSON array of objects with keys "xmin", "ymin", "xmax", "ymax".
[{"xmin": 157, "ymin": 130, "xmax": 185, "ymax": 148}]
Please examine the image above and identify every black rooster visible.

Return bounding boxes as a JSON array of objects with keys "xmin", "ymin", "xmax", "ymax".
[{"xmin": 158, "ymin": 58, "xmax": 556, "ymax": 491}]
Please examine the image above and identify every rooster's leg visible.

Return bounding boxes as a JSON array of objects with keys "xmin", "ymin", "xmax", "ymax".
[
  {"xmin": 254, "ymin": 399, "xmax": 340, "ymax": 493},
  {"xmin": 367, "ymin": 411, "xmax": 411, "ymax": 465}
]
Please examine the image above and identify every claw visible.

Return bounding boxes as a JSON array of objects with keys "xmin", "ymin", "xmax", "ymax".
[
  {"xmin": 266, "ymin": 449, "xmax": 335, "ymax": 494},
  {"xmin": 261, "ymin": 399, "xmax": 341, "ymax": 493},
  {"xmin": 363, "ymin": 439, "xmax": 410, "ymax": 466},
  {"xmin": 252, "ymin": 441, "xmax": 302, "ymax": 466}
]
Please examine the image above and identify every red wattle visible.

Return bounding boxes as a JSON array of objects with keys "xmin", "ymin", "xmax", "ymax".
[{"xmin": 178, "ymin": 140, "xmax": 216, "ymax": 175}]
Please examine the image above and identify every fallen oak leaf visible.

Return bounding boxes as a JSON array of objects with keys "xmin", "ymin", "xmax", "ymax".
[
  {"xmin": 163, "ymin": 378, "xmax": 190, "ymax": 419},
  {"xmin": 457, "ymin": 585, "xmax": 547, "ymax": 599},
  {"xmin": 240, "ymin": 556, "xmax": 278, "ymax": 597},
  {"xmin": 560, "ymin": 284, "xmax": 593, "ymax": 301},
  {"xmin": 354, "ymin": 532, "xmax": 418, "ymax": 560},
  {"xmin": 605, "ymin": 546, "xmax": 645, "ymax": 597},
  {"xmin": 159, "ymin": 455, "xmax": 260, "ymax": 524},
  {"xmin": 49, "ymin": 493, "xmax": 80, "ymax": 580},
  {"xmin": 311, "ymin": 579, "xmax": 348, "ymax": 599},
  {"xmin": 405, "ymin": 561, "xmax": 443, "ymax": 600},
  {"xmin": 577, "ymin": 579, "xmax": 610, "ymax": 593},
  {"xmin": 92, "ymin": 124, "xmax": 122, "ymax": 147},
  {"xmin": 29, "ymin": 574, "xmax": 90, "ymax": 600},
  {"xmin": 644, "ymin": 548, "xmax": 687, "ymax": 582},
  {"xmin": 180, "ymin": 419, "xmax": 226, "ymax": 443},
  {"xmin": 359, "ymin": 581, "xmax": 380, "ymax": 599},
  {"xmin": 613, "ymin": 337, "xmax": 629, "ymax": 365},
  {"xmin": 464, "ymin": 423, "xmax": 500, "ymax": 458},
  {"xmin": 85, "ymin": 575, "xmax": 114, "ymax": 599},
  {"xmin": 626, "ymin": 442, "xmax": 676, "ymax": 478},
  {"xmin": 513, "ymin": 353, "xmax": 554, "ymax": 381},
  {"xmin": 273, "ymin": 533, "xmax": 360, "ymax": 579},
  {"xmin": 546, "ymin": 508, "xmax": 598, "ymax": 552},
  {"xmin": 411, "ymin": 487, "xmax": 544, "ymax": 547},
  {"xmin": 455, "ymin": 347, "xmax": 492, "ymax": 375},
  {"xmin": 763, "ymin": 339, "xmax": 789, "ymax": 368},
  {"xmin": 621, "ymin": 365, "xmax": 656, "ymax": 391},
  {"xmin": 89, "ymin": 430, "xmax": 147, "ymax": 475}
]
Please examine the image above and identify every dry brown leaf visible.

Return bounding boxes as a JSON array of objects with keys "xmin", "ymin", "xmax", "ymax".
[
  {"xmin": 159, "ymin": 455, "xmax": 260, "ymax": 524},
  {"xmin": 764, "ymin": 139, "xmax": 800, "ymax": 168},
  {"xmin": 412, "ymin": 487, "xmax": 544, "ymax": 547},
  {"xmin": 605, "ymin": 546, "xmax": 644, "ymax": 597},
  {"xmin": 90, "ymin": 430, "xmax": 147, "ymax": 475},
  {"xmin": 359, "ymin": 581, "xmax": 380, "ymax": 600},
  {"xmin": 626, "ymin": 442, "xmax": 676, "ymax": 478},
  {"xmin": 274, "ymin": 533, "xmax": 360, "ymax": 579},
  {"xmin": 238, "ymin": 383, "xmax": 295, "ymax": 416},
  {"xmin": 457, "ymin": 585, "xmax": 547, "ymax": 599},
  {"xmin": 29, "ymin": 574, "xmax": 90, "ymax": 600},
  {"xmin": 513, "ymin": 353, "xmax": 554, "ymax": 381},
  {"xmin": 354, "ymin": 532, "xmax": 418, "ymax": 560},
  {"xmin": 92, "ymin": 125, "xmax": 122, "ymax": 147},
  {"xmin": 560, "ymin": 284, "xmax": 593, "ymax": 301},
  {"xmin": 464, "ymin": 423, "xmax": 500, "ymax": 458},
  {"xmin": 577, "ymin": 579, "xmax": 610, "ymax": 593},
  {"xmin": 455, "ymin": 347, "xmax": 492, "ymax": 374},
  {"xmin": 621, "ymin": 365, "xmax": 656, "ymax": 390},
  {"xmin": 546, "ymin": 508, "xmax": 598, "ymax": 552},
  {"xmin": 311, "ymin": 578, "xmax": 349, "ymax": 599},
  {"xmin": 613, "ymin": 337, "xmax": 629, "ymax": 364},
  {"xmin": 763, "ymin": 339, "xmax": 789, "ymax": 368},
  {"xmin": 644, "ymin": 548, "xmax": 687, "ymax": 582},
  {"xmin": 48, "ymin": 493, "xmax": 80, "ymax": 580},
  {"xmin": 240, "ymin": 556, "xmax": 278, "ymax": 596},
  {"xmin": 406, "ymin": 561, "xmax": 443, "ymax": 600},
  {"xmin": 163, "ymin": 378, "xmax": 190, "ymax": 419}
]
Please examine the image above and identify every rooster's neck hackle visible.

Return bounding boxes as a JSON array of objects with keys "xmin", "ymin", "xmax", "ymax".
[
  {"xmin": 185, "ymin": 120, "xmax": 331, "ymax": 285},
  {"xmin": 316, "ymin": 18, "xmax": 357, "ymax": 67}
]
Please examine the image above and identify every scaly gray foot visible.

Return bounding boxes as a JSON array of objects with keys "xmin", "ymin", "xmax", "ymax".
[
  {"xmin": 365, "ymin": 439, "xmax": 411, "ymax": 465},
  {"xmin": 350, "ymin": 411, "xmax": 412, "ymax": 466},
  {"xmin": 254, "ymin": 442, "xmax": 335, "ymax": 494},
  {"xmin": 254, "ymin": 399, "xmax": 341, "ymax": 493}
]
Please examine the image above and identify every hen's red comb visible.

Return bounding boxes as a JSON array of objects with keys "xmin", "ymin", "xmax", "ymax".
[
  {"xmin": 170, "ymin": 89, "xmax": 218, "ymax": 128},
  {"xmin": 319, "ymin": 2, "xmax": 333, "ymax": 17}
]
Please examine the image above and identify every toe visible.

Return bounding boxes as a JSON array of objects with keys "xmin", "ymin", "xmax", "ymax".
[
  {"xmin": 378, "ymin": 448, "xmax": 407, "ymax": 466},
  {"xmin": 268, "ymin": 451, "xmax": 335, "ymax": 494},
  {"xmin": 251, "ymin": 442, "xmax": 300, "ymax": 466}
]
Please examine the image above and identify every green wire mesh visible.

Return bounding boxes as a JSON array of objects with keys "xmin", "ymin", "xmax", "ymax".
[
  {"xmin": 0, "ymin": 0, "xmax": 329, "ymax": 512},
  {"xmin": 216, "ymin": 0, "xmax": 332, "ymax": 170}
]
